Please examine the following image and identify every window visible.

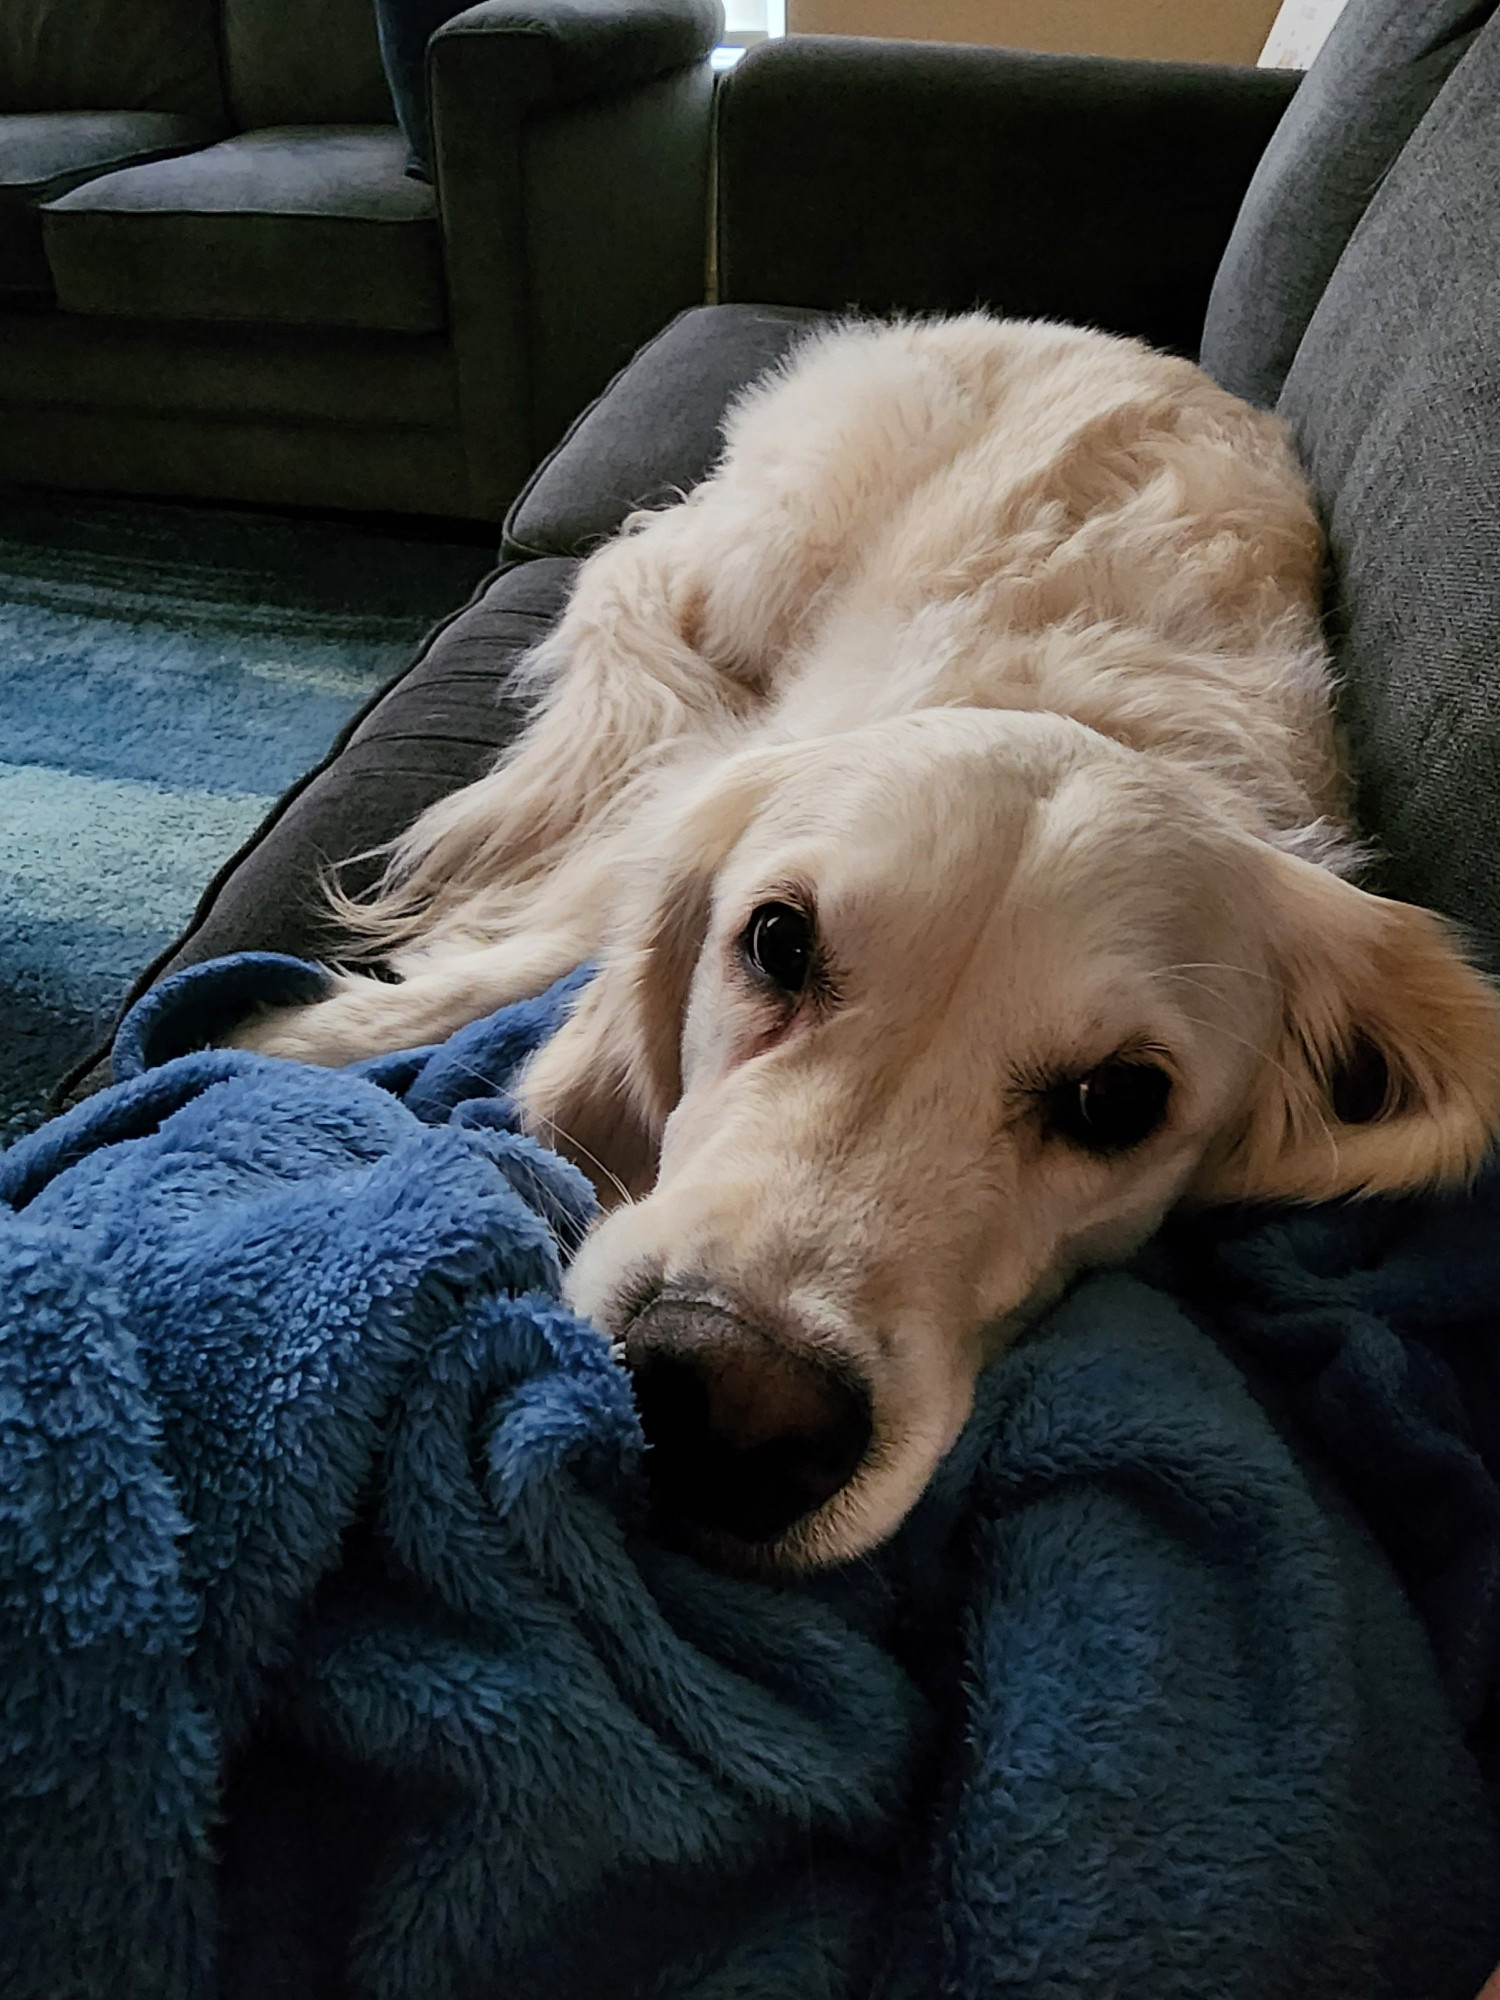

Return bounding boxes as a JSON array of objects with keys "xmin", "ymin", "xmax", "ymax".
[{"xmin": 721, "ymin": 1, "xmax": 787, "ymax": 46}]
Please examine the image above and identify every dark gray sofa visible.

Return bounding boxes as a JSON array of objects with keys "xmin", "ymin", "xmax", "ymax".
[
  {"xmin": 115, "ymin": 0, "xmax": 1500, "ymax": 1057},
  {"xmin": 0, "ymin": 0, "xmax": 722, "ymax": 519}
]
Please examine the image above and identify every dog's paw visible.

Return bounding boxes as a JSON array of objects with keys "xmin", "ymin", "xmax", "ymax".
[
  {"xmin": 227, "ymin": 999, "xmax": 354, "ymax": 1065},
  {"xmin": 224, "ymin": 968, "xmax": 478, "ymax": 1067}
]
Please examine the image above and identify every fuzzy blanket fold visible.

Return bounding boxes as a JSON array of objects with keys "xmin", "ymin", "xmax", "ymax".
[{"xmin": 2, "ymin": 952, "xmax": 1498, "ymax": 2000}]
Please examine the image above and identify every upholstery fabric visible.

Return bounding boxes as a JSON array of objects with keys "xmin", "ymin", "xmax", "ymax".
[
  {"xmin": 517, "ymin": 62, "xmax": 718, "ymax": 463},
  {"xmin": 1201, "ymin": 0, "xmax": 1494, "ymax": 406},
  {"xmin": 123, "ymin": 560, "xmax": 573, "ymax": 994},
  {"xmin": 42, "ymin": 129, "xmax": 446, "ymax": 333},
  {"xmin": 0, "ymin": 0, "xmax": 226, "ymax": 127},
  {"xmin": 373, "ymin": 0, "xmax": 477, "ymax": 176},
  {"xmin": 1278, "ymin": 7, "xmax": 1500, "ymax": 967},
  {"xmin": 431, "ymin": 0, "xmax": 725, "ymax": 119},
  {"xmin": 0, "ymin": 313, "xmax": 458, "ymax": 428},
  {"xmin": 0, "ymin": 111, "xmax": 212, "ymax": 306},
  {"xmin": 0, "ymin": 406, "xmax": 469, "ymax": 518},
  {"xmin": 220, "ymin": 0, "xmax": 395, "ymax": 130},
  {"xmin": 505, "ymin": 303, "xmax": 824, "ymax": 559},
  {"xmin": 428, "ymin": 0, "xmax": 724, "ymax": 515},
  {"xmin": 716, "ymin": 36, "xmax": 1298, "ymax": 359}
]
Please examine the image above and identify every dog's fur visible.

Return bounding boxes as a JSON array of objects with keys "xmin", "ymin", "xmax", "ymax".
[{"xmin": 238, "ymin": 316, "xmax": 1500, "ymax": 1565}]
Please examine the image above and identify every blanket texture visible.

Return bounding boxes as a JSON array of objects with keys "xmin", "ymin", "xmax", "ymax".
[{"xmin": 2, "ymin": 952, "xmax": 1498, "ymax": 2000}]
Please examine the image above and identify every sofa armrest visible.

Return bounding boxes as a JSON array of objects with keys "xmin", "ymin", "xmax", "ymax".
[
  {"xmin": 717, "ymin": 36, "xmax": 1300, "ymax": 359},
  {"xmin": 428, "ymin": 0, "xmax": 724, "ymax": 517},
  {"xmin": 431, "ymin": 0, "xmax": 724, "ymax": 113}
]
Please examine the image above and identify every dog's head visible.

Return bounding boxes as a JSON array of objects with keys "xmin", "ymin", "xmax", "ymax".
[{"xmin": 520, "ymin": 710, "xmax": 1500, "ymax": 1569}]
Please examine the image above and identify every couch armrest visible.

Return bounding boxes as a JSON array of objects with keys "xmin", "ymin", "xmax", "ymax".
[
  {"xmin": 432, "ymin": 0, "xmax": 723, "ymax": 112},
  {"xmin": 429, "ymin": 0, "xmax": 724, "ymax": 517},
  {"xmin": 717, "ymin": 36, "xmax": 1300, "ymax": 359}
]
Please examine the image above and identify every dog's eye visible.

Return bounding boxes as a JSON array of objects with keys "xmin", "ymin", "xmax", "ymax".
[
  {"xmin": 742, "ymin": 901, "xmax": 815, "ymax": 994},
  {"xmin": 1050, "ymin": 1060, "xmax": 1171, "ymax": 1154}
]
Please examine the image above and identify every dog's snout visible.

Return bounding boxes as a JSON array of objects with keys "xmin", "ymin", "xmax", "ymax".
[{"xmin": 625, "ymin": 1294, "xmax": 871, "ymax": 1547}]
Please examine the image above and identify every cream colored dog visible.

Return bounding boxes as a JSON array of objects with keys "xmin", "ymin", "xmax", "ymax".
[{"xmin": 238, "ymin": 315, "xmax": 1500, "ymax": 1568}]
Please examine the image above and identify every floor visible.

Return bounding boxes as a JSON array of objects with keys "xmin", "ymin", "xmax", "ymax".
[{"xmin": 0, "ymin": 486, "xmax": 496, "ymax": 1145}]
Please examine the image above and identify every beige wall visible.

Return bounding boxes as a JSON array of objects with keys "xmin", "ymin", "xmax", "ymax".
[{"xmin": 785, "ymin": 0, "xmax": 1284, "ymax": 66}]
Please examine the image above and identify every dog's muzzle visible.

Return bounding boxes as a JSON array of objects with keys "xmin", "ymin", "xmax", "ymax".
[{"xmin": 624, "ymin": 1289, "xmax": 872, "ymax": 1548}]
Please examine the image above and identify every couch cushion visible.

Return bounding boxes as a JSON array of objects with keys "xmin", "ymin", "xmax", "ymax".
[
  {"xmin": 505, "ymin": 303, "xmax": 826, "ymax": 560},
  {"xmin": 122, "ymin": 558, "xmax": 573, "ymax": 992},
  {"xmin": 1277, "ymin": 8, "xmax": 1500, "ymax": 968},
  {"xmin": 1201, "ymin": 0, "xmax": 1493, "ymax": 407},
  {"xmin": 221, "ymin": 0, "xmax": 394, "ymax": 130},
  {"xmin": 0, "ymin": 0, "xmax": 226, "ymax": 128},
  {"xmin": 41, "ymin": 128, "xmax": 446, "ymax": 334},
  {"xmin": 0, "ymin": 111, "xmax": 212, "ymax": 306}
]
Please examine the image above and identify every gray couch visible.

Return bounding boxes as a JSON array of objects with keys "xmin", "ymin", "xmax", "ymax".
[{"xmin": 0, "ymin": 0, "xmax": 722, "ymax": 519}]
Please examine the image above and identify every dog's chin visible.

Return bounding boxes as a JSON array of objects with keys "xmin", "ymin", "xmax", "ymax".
[
  {"xmin": 641, "ymin": 1467, "xmax": 901, "ymax": 1577},
  {"xmin": 647, "ymin": 1514, "xmax": 836, "ymax": 1580},
  {"xmin": 629, "ymin": 1393, "xmax": 971, "ymax": 1576}
]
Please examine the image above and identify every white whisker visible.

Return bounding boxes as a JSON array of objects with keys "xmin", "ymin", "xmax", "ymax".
[{"xmin": 534, "ymin": 1115, "xmax": 633, "ymax": 1211}]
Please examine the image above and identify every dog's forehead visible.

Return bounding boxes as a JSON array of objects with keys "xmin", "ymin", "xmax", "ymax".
[
  {"xmin": 732, "ymin": 711, "xmax": 1097, "ymax": 868},
  {"xmin": 732, "ymin": 717, "xmax": 1226, "ymax": 925},
  {"xmin": 715, "ymin": 730, "xmax": 1257, "ymax": 1058}
]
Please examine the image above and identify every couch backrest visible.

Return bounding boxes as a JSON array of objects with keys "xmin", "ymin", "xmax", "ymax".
[
  {"xmin": 1204, "ymin": 0, "xmax": 1500, "ymax": 964},
  {"xmin": 221, "ymin": 0, "xmax": 395, "ymax": 128},
  {"xmin": 0, "ymin": 0, "xmax": 226, "ymax": 125},
  {"xmin": 1200, "ymin": 0, "xmax": 1487, "ymax": 409}
]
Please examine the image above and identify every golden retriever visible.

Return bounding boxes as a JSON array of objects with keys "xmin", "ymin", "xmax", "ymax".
[{"xmin": 236, "ymin": 315, "xmax": 1500, "ymax": 1568}]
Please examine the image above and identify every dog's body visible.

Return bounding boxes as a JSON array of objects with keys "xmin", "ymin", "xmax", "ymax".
[{"xmin": 240, "ymin": 316, "xmax": 1500, "ymax": 1566}]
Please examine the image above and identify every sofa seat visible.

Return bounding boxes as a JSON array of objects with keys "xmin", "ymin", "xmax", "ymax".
[
  {"xmin": 0, "ymin": 110, "xmax": 213, "ymax": 307},
  {"xmin": 41, "ymin": 126, "xmax": 445, "ymax": 333}
]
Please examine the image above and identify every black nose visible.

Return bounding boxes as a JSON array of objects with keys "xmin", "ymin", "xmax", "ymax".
[{"xmin": 625, "ymin": 1293, "xmax": 872, "ymax": 1546}]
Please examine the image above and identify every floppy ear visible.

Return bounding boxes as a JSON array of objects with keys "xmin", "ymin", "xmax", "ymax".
[
  {"xmin": 1194, "ymin": 852, "xmax": 1500, "ymax": 1205},
  {"xmin": 515, "ymin": 754, "xmax": 779, "ymax": 1203}
]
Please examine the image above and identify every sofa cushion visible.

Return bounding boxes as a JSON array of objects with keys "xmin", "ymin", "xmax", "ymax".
[
  {"xmin": 0, "ymin": 0, "xmax": 226, "ymax": 128},
  {"xmin": 0, "ymin": 111, "xmax": 213, "ymax": 306},
  {"xmin": 1276, "ymin": 7, "xmax": 1500, "ymax": 969},
  {"xmin": 1201, "ymin": 0, "xmax": 1493, "ymax": 408},
  {"xmin": 42, "ymin": 128, "xmax": 446, "ymax": 334},
  {"xmin": 505, "ymin": 303, "xmax": 825, "ymax": 560},
  {"xmin": 221, "ymin": 0, "xmax": 394, "ymax": 130},
  {"xmin": 124, "ymin": 558, "xmax": 574, "ymax": 992}
]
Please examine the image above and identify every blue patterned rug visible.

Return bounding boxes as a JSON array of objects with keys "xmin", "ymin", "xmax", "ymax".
[{"xmin": 0, "ymin": 489, "xmax": 494, "ymax": 1146}]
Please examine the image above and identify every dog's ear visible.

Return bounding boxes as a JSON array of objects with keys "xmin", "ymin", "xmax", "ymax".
[
  {"xmin": 1193, "ymin": 851, "xmax": 1500, "ymax": 1205},
  {"xmin": 515, "ymin": 755, "xmax": 780, "ymax": 1203}
]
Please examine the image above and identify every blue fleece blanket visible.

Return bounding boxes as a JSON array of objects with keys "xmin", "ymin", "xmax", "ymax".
[{"xmin": 2, "ymin": 953, "xmax": 1498, "ymax": 2000}]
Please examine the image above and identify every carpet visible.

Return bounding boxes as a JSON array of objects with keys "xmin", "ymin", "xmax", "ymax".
[{"xmin": 0, "ymin": 488, "xmax": 495, "ymax": 1147}]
